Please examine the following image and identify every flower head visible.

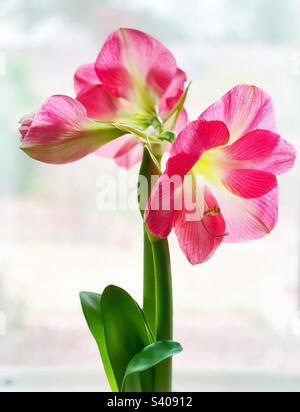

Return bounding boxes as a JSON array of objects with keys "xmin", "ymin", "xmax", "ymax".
[
  {"xmin": 20, "ymin": 95, "xmax": 125, "ymax": 164},
  {"xmin": 145, "ymin": 85, "xmax": 296, "ymax": 264},
  {"xmin": 74, "ymin": 28, "xmax": 188, "ymax": 169}
]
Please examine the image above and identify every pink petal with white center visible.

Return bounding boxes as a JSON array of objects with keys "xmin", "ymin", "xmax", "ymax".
[
  {"xmin": 222, "ymin": 129, "xmax": 297, "ymax": 175},
  {"xmin": 95, "ymin": 134, "xmax": 143, "ymax": 170},
  {"xmin": 146, "ymin": 120, "xmax": 229, "ymax": 238},
  {"xmin": 222, "ymin": 169, "xmax": 277, "ymax": 199},
  {"xmin": 167, "ymin": 120, "xmax": 230, "ymax": 177},
  {"xmin": 210, "ymin": 185, "xmax": 279, "ymax": 243},
  {"xmin": 222, "ymin": 129, "xmax": 279, "ymax": 161},
  {"xmin": 74, "ymin": 63, "xmax": 100, "ymax": 96},
  {"xmin": 174, "ymin": 186, "xmax": 226, "ymax": 265},
  {"xmin": 95, "ymin": 28, "xmax": 177, "ymax": 108},
  {"xmin": 199, "ymin": 85, "xmax": 277, "ymax": 143},
  {"xmin": 254, "ymin": 138, "xmax": 296, "ymax": 175}
]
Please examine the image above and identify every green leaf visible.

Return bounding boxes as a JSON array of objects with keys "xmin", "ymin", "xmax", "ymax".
[
  {"xmin": 79, "ymin": 292, "xmax": 118, "ymax": 392},
  {"xmin": 122, "ymin": 341, "xmax": 183, "ymax": 392},
  {"xmin": 101, "ymin": 285, "xmax": 154, "ymax": 392}
]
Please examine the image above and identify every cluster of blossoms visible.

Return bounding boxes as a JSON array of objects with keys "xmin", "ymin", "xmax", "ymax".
[{"xmin": 19, "ymin": 28, "xmax": 296, "ymax": 265}]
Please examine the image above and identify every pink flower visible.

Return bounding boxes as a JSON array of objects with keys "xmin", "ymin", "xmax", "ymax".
[
  {"xmin": 145, "ymin": 85, "xmax": 296, "ymax": 265},
  {"xmin": 19, "ymin": 95, "xmax": 125, "ymax": 164},
  {"xmin": 74, "ymin": 28, "xmax": 188, "ymax": 169}
]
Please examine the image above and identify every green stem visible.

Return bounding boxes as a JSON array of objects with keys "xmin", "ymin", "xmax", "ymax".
[
  {"xmin": 143, "ymin": 225, "xmax": 156, "ymax": 336},
  {"xmin": 151, "ymin": 238, "xmax": 173, "ymax": 392}
]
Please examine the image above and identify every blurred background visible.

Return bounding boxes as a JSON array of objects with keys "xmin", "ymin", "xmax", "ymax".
[{"xmin": 0, "ymin": 0, "xmax": 300, "ymax": 392}]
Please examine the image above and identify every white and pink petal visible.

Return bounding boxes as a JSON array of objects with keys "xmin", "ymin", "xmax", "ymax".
[
  {"xmin": 174, "ymin": 186, "xmax": 226, "ymax": 265},
  {"xmin": 95, "ymin": 134, "xmax": 143, "ymax": 170},
  {"xmin": 210, "ymin": 185, "xmax": 279, "ymax": 243},
  {"xmin": 199, "ymin": 85, "xmax": 277, "ymax": 143},
  {"xmin": 95, "ymin": 28, "xmax": 178, "ymax": 112}
]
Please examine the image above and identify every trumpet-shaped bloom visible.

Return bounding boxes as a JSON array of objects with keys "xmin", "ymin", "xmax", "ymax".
[
  {"xmin": 145, "ymin": 85, "xmax": 296, "ymax": 265},
  {"xmin": 19, "ymin": 95, "xmax": 125, "ymax": 164},
  {"xmin": 74, "ymin": 28, "xmax": 188, "ymax": 169}
]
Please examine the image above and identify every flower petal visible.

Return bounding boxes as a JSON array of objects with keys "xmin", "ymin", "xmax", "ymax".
[
  {"xmin": 21, "ymin": 95, "xmax": 87, "ymax": 145},
  {"xmin": 199, "ymin": 85, "xmax": 277, "ymax": 143},
  {"xmin": 95, "ymin": 28, "xmax": 177, "ymax": 112},
  {"xmin": 167, "ymin": 120, "xmax": 230, "ymax": 177},
  {"xmin": 222, "ymin": 169, "xmax": 277, "ymax": 199},
  {"xmin": 210, "ymin": 184, "xmax": 279, "ymax": 243},
  {"xmin": 74, "ymin": 63, "xmax": 100, "ymax": 96},
  {"xmin": 254, "ymin": 138, "xmax": 296, "ymax": 175},
  {"xmin": 95, "ymin": 134, "xmax": 143, "ymax": 170},
  {"xmin": 159, "ymin": 68, "xmax": 187, "ymax": 119},
  {"xmin": 174, "ymin": 186, "xmax": 225, "ymax": 265},
  {"xmin": 76, "ymin": 84, "xmax": 123, "ymax": 121},
  {"xmin": 222, "ymin": 129, "xmax": 296, "ymax": 175}
]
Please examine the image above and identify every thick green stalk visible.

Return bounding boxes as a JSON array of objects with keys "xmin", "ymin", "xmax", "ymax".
[
  {"xmin": 143, "ymin": 225, "xmax": 156, "ymax": 336},
  {"xmin": 151, "ymin": 238, "xmax": 173, "ymax": 392}
]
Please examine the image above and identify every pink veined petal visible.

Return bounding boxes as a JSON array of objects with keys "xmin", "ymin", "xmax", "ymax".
[
  {"xmin": 222, "ymin": 129, "xmax": 279, "ymax": 161},
  {"xmin": 95, "ymin": 28, "xmax": 177, "ymax": 105},
  {"xmin": 74, "ymin": 63, "xmax": 101, "ymax": 96},
  {"xmin": 21, "ymin": 95, "xmax": 87, "ymax": 144},
  {"xmin": 76, "ymin": 84, "xmax": 122, "ymax": 121},
  {"xmin": 95, "ymin": 134, "xmax": 143, "ymax": 169},
  {"xmin": 221, "ymin": 129, "xmax": 297, "ymax": 175},
  {"xmin": 199, "ymin": 85, "xmax": 277, "ymax": 143},
  {"xmin": 174, "ymin": 186, "xmax": 226, "ymax": 265},
  {"xmin": 159, "ymin": 68, "xmax": 187, "ymax": 118},
  {"xmin": 210, "ymin": 184, "xmax": 279, "ymax": 243},
  {"xmin": 254, "ymin": 138, "xmax": 297, "ymax": 175},
  {"xmin": 222, "ymin": 169, "xmax": 277, "ymax": 199},
  {"xmin": 167, "ymin": 120, "xmax": 230, "ymax": 177}
]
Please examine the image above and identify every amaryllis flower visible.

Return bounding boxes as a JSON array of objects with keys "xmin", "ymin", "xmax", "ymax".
[
  {"xmin": 74, "ymin": 28, "xmax": 188, "ymax": 169},
  {"xmin": 19, "ymin": 95, "xmax": 125, "ymax": 164},
  {"xmin": 145, "ymin": 85, "xmax": 296, "ymax": 265}
]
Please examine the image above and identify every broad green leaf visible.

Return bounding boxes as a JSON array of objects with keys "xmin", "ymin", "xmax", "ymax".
[
  {"xmin": 101, "ymin": 285, "xmax": 154, "ymax": 392},
  {"xmin": 79, "ymin": 291, "xmax": 118, "ymax": 392},
  {"xmin": 121, "ymin": 341, "xmax": 183, "ymax": 392}
]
